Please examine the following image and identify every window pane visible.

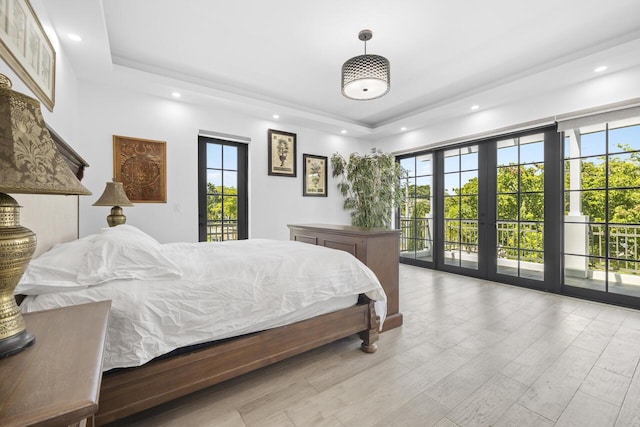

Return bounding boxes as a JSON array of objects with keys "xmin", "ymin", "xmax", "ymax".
[
  {"xmin": 578, "ymin": 157, "xmax": 605, "ymax": 190},
  {"xmin": 415, "ymin": 176, "xmax": 431, "ymax": 197},
  {"xmin": 460, "ymin": 196, "xmax": 478, "ymax": 219},
  {"xmin": 444, "ymin": 243, "xmax": 460, "ymax": 267},
  {"xmin": 580, "ymin": 130, "xmax": 606, "ymax": 157},
  {"xmin": 444, "ymin": 149, "xmax": 459, "ymax": 172},
  {"xmin": 207, "ymin": 195, "xmax": 221, "ymax": 220},
  {"xmin": 222, "ymin": 195, "xmax": 237, "ymax": 220},
  {"xmin": 207, "ymin": 170, "xmax": 222, "ymax": 192},
  {"xmin": 565, "ymin": 255, "xmax": 605, "ymax": 291},
  {"xmin": 497, "ymin": 166, "xmax": 518, "ymax": 193},
  {"xmin": 609, "ymin": 123, "xmax": 640, "ymax": 154},
  {"xmin": 520, "ymin": 193, "xmax": 544, "ymax": 221},
  {"xmin": 444, "ymin": 173, "xmax": 459, "ymax": 195},
  {"xmin": 223, "ymin": 145, "xmax": 238, "ymax": 170},
  {"xmin": 520, "ymin": 164, "xmax": 544, "ymax": 192},
  {"xmin": 520, "ymin": 222, "xmax": 544, "ymax": 251},
  {"xmin": 222, "ymin": 222, "xmax": 238, "ymax": 241},
  {"xmin": 520, "ymin": 140, "xmax": 544, "ymax": 164},
  {"xmin": 609, "ymin": 260, "xmax": 640, "ymax": 298},
  {"xmin": 497, "ymin": 222, "xmax": 518, "ymax": 250},
  {"xmin": 564, "ymin": 190, "xmax": 606, "ymax": 222},
  {"xmin": 608, "ymin": 225, "xmax": 640, "ymax": 260},
  {"xmin": 497, "ymin": 194, "xmax": 518, "ymax": 220},
  {"xmin": 460, "ymin": 151, "xmax": 478, "ymax": 171},
  {"xmin": 415, "ymin": 199, "xmax": 431, "ymax": 217},
  {"xmin": 223, "ymin": 170, "xmax": 238, "ymax": 191},
  {"xmin": 444, "ymin": 196, "xmax": 459, "ymax": 219},
  {"xmin": 416, "ymin": 155, "xmax": 432, "ymax": 175},
  {"xmin": 416, "ymin": 240, "xmax": 433, "ymax": 262},
  {"xmin": 400, "ymin": 157, "xmax": 415, "ymax": 176},
  {"xmin": 497, "ymin": 145, "xmax": 518, "ymax": 166},
  {"xmin": 608, "ymin": 189, "xmax": 640, "ymax": 223},
  {"xmin": 608, "ymin": 153, "xmax": 638, "ymax": 189},
  {"xmin": 460, "ymin": 171, "xmax": 478, "ymax": 194},
  {"xmin": 444, "ymin": 220, "xmax": 460, "ymax": 242},
  {"xmin": 400, "ymin": 197, "xmax": 415, "ymax": 219},
  {"xmin": 207, "ymin": 144, "xmax": 222, "ymax": 169},
  {"xmin": 461, "ymin": 221, "xmax": 478, "ymax": 245}
]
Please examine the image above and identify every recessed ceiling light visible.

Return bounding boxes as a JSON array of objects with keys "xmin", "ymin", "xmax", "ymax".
[
  {"xmin": 272, "ymin": 114, "xmax": 280, "ymax": 119},
  {"xmin": 400, "ymin": 127, "xmax": 407, "ymax": 131},
  {"xmin": 171, "ymin": 92, "xmax": 181, "ymax": 98},
  {"xmin": 68, "ymin": 34, "xmax": 82, "ymax": 42},
  {"xmin": 594, "ymin": 65, "xmax": 608, "ymax": 73},
  {"xmin": 341, "ymin": 130, "xmax": 347, "ymax": 134},
  {"xmin": 471, "ymin": 105, "xmax": 479, "ymax": 111}
]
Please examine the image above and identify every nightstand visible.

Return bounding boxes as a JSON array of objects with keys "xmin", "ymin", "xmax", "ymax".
[{"xmin": 0, "ymin": 301, "xmax": 110, "ymax": 427}]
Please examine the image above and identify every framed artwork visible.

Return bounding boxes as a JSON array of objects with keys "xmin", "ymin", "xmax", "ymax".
[
  {"xmin": 0, "ymin": 0, "xmax": 56, "ymax": 110},
  {"xmin": 303, "ymin": 154, "xmax": 328, "ymax": 197},
  {"xmin": 113, "ymin": 135, "xmax": 167, "ymax": 203},
  {"xmin": 268, "ymin": 129, "xmax": 296, "ymax": 177}
]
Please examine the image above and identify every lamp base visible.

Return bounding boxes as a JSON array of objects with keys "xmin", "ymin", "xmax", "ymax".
[
  {"xmin": 0, "ymin": 193, "xmax": 37, "ymax": 359},
  {"xmin": 0, "ymin": 329, "xmax": 35, "ymax": 359},
  {"xmin": 106, "ymin": 206, "xmax": 126, "ymax": 227}
]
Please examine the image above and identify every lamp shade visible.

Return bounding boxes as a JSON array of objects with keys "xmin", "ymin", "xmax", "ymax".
[
  {"xmin": 342, "ymin": 54, "xmax": 390, "ymax": 100},
  {"xmin": 341, "ymin": 30, "xmax": 390, "ymax": 101},
  {"xmin": 93, "ymin": 181, "xmax": 134, "ymax": 207},
  {"xmin": 0, "ymin": 75, "xmax": 91, "ymax": 196}
]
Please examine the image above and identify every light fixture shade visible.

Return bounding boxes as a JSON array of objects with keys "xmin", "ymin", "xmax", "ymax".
[
  {"xmin": 0, "ymin": 75, "xmax": 91, "ymax": 196},
  {"xmin": 342, "ymin": 54, "xmax": 390, "ymax": 100},
  {"xmin": 93, "ymin": 181, "xmax": 134, "ymax": 207}
]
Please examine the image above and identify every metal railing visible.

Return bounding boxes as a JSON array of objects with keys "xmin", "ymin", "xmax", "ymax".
[
  {"xmin": 400, "ymin": 217, "xmax": 640, "ymax": 273},
  {"xmin": 206, "ymin": 221, "xmax": 238, "ymax": 242}
]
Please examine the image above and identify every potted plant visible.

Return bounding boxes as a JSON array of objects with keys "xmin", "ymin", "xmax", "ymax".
[{"xmin": 331, "ymin": 148, "xmax": 404, "ymax": 228}]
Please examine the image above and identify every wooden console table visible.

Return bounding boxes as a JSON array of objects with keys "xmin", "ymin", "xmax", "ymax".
[
  {"xmin": 0, "ymin": 301, "xmax": 110, "ymax": 427},
  {"xmin": 288, "ymin": 224, "xmax": 402, "ymax": 331}
]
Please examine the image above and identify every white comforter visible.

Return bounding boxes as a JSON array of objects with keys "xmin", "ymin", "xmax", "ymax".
[{"xmin": 20, "ymin": 229, "xmax": 386, "ymax": 371}]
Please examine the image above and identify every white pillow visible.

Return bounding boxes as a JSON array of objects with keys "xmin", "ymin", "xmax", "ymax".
[
  {"xmin": 76, "ymin": 225, "xmax": 182, "ymax": 285},
  {"xmin": 16, "ymin": 234, "xmax": 96, "ymax": 295}
]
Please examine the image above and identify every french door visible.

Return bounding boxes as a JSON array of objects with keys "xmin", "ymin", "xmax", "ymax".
[
  {"xmin": 198, "ymin": 136, "xmax": 248, "ymax": 241},
  {"xmin": 399, "ymin": 126, "xmax": 561, "ymax": 291}
]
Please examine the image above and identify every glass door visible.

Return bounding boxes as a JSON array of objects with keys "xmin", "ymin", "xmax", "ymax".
[
  {"xmin": 398, "ymin": 154, "xmax": 434, "ymax": 266},
  {"xmin": 442, "ymin": 146, "xmax": 480, "ymax": 271},
  {"xmin": 495, "ymin": 134, "xmax": 545, "ymax": 281}
]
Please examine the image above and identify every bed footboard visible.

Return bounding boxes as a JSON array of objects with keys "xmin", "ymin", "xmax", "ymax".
[{"xmin": 96, "ymin": 296, "xmax": 379, "ymax": 425}]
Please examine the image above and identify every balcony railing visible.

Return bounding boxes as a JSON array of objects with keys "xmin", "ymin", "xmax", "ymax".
[
  {"xmin": 400, "ymin": 217, "xmax": 640, "ymax": 274},
  {"xmin": 206, "ymin": 221, "xmax": 238, "ymax": 242}
]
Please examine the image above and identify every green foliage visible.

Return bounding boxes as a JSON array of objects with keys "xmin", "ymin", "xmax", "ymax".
[
  {"xmin": 207, "ymin": 183, "xmax": 237, "ymax": 220},
  {"xmin": 332, "ymin": 149, "xmax": 405, "ymax": 228}
]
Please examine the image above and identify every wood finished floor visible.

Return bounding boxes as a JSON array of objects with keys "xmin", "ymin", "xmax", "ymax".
[{"xmin": 111, "ymin": 265, "xmax": 640, "ymax": 427}]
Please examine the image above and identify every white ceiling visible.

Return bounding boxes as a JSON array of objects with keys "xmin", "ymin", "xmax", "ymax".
[{"xmin": 44, "ymin": 0, "xmax": 640, "ymax": 138}]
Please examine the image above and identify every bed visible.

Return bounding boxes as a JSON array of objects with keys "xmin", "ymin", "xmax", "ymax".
[{"xmin": 17, "ymin": 225, "xmax": 385, "ymax": 424}]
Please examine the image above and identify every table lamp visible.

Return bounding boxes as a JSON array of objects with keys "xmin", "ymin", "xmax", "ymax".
[
  {"xmin": 92, "ymin": 180, "xmax": 134, "ymax": 226},
  {"xmin": 0, "ymin": 74, "xmax": 91, "ymax": 358}
]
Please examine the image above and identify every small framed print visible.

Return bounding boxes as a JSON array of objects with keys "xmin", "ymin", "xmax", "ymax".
[
  {"xmin": 268, "ymin": 129, "xmax": 296, "ymax": 177},
  {"xmin": 303, "ymin": 154, "xmax": 328, "ymax": 197}
]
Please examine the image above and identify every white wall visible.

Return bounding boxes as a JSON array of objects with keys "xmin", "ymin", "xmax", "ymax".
[
  {"xmin": 375, "ymin": 65, "xmax": 640, "ymax": 154},
  {"xmin": 76, "ymin": 81, "xmax": 366, "ymax": 243}
]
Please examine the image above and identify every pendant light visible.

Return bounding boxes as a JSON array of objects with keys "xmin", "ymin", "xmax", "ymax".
[{"xmin": 341, "ymin": 29, "xmax": 390, "ymax": 100}]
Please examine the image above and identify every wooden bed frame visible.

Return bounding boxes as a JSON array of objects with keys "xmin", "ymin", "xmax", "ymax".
[
  {"xmin": 95, "ymin": 295, "xmax": 379, "ymax": 425},
  {"xmin": 33, "ymin": 129, "xmax": 382, "ymax": 425}
]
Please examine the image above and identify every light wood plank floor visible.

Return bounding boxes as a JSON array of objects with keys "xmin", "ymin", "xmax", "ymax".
[{"xmin": 111, "ymin": 265, "xmax": 640, "ymax": 426}]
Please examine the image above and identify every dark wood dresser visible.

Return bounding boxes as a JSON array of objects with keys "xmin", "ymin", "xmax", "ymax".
[
  {"xmin": 288, "ymin": 223, "xmax": 402, "ymax": 331},
  {"xmin": 0, "ymin": 301, "xmax": 110, "ymax": 427}
]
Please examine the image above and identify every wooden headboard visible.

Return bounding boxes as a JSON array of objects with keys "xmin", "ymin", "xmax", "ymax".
[{"xmin": 12, "ymin": 126, "xmax": 89, "ymax": 257}]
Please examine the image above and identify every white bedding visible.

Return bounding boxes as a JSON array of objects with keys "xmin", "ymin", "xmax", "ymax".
[{"xmin": 19, "ymin": 227, "xmax": 386, "ymax": 371}]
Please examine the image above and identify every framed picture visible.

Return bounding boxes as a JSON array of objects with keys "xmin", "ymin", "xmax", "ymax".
[
  {"xmin": 268, "ymin": 129, "xmax": 296, "ymax": 177},
  {"xmin": 303, "ymin": 154, "xmax": 328, "ymax": 197},
  {"xmin": 113, "ymin": 135, "xmax": 167, "ymax": 203},
  {"xmin": 0, "ymin": 0, "xmax": 56, "ymax": 110}
]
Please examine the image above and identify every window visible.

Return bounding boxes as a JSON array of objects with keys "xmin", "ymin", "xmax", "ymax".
[
  {"xmin": 563, "ymin": 118, "xmax": 640, "ymax": 298},
  {"xmin": 198, "ymin": 136, "xmax": 248, "ymax": 241},
  {"xmin": 398, "ymin": 154, "xmax": 433, "ymax": 263}
]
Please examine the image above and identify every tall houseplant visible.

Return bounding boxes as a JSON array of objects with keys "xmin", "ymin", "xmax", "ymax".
[{"xmin": 331, "ymin": 149, "xmax": 404, "ymax": 228}]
